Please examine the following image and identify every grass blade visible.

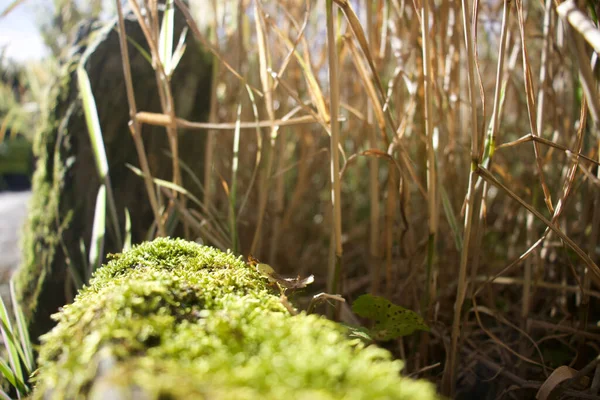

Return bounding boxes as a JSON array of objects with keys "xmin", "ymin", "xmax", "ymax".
[
  {"xmin": 159, "ymin": 0, "xmax": 175, "ymax": 75},
  {"xmin": 229, "ymin": 103, "xmax": 242, "ymax": 254},
  {"xmin": 170, "ymin": 27, "xmax": 188, "ymax": 73},
  {"xmin": 441, "ymin": 185, "xmax": 462, "ymax": 251},
  {"xmin": 77, "ymin": 66, "xmax": 122, "ymax": 248},
  {"xmin": 326, "ymin": 0, "xmax": 343, "ymax": 315},
  {"xmin": 111, "ymin": 27, "xmax": 153, "ymax": 66},
  {"xmin": 0, "ymin": 358, "xmax": 19, "ymax": 393},
  {"xmin": 0, "ymin": 0, "xmax": 26, "ymax": 18},
  {"xmin": 126, "ymin": 164, "xmax": 231, "ymax": 247},
  {"xmin": 89, "ymin": 184, "xmax": 107, "ymax": 276},
  {"xmin": 9, "ymin": 281, "xmax": 32, "ymax": 373},
  {"xmin": 0, "ymin": 296, "xmax": 26, "ymax": 396},
  {"xmin": 123, "ymin": 208, "xmax": 132, "ymax": 252},
  {"xmin": 0, "ymin": 388, "xmax": 12, "ymax": 400},
  {"xmin": 77, "ymin": 67, "xmax": 108, "ymax": 180}
]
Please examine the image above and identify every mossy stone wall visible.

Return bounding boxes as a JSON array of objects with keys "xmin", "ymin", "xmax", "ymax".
[
  {"xmin": 16, "ymin": 12, "xmax": 211, "ymax": 341},
  {"xmin": 34, "ymin": 238, "xmax": 439, "ymax": 400}
]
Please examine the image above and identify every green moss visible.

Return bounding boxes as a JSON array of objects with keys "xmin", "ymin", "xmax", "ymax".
[
  {"xmin": 16, "ymin": 58, "xmax": 77, "ymax": 331},
  {"xmin": 34, "ymin": 238, "xmax": 439, "ymax": 400}
]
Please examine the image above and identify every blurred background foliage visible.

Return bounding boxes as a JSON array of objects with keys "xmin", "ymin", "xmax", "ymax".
[{"xmin": 38, "ymin": 0, "xmax": 105, "ymax": 58}]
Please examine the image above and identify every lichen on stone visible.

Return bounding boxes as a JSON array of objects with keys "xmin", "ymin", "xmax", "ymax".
[{"xmin": 33, "ymin": 238, "xmax": 439, "ymax": 400}]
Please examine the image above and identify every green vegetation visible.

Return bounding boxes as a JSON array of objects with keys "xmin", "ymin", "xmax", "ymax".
[
  {"xmin": 0, "ymin": 282, "xmax": 34, "ymax": 398},
  {"xmin": 15, "ymin": 56, "xmax": 75, "ymax": 337},
  {"xmin": 33, "ymin": 238, "xmax": 438, "ymax": 400},
  {"xmin": 0, "ymin": 137, "xmax": 32, "ymax": 177},
  {"xmin": 0, "ymin": 53, "xmax": 52, "ymax": 190}
]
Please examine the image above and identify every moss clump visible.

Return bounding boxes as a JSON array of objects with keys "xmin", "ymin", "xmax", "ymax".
[{"xmin": 34, "ymin": 238, "xmax": 439, "ymax": 400}]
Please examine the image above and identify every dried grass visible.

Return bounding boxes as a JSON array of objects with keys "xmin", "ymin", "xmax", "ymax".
[{"xmin": 106, "ymin": 0, "xmax": 600, "ymax": 397}]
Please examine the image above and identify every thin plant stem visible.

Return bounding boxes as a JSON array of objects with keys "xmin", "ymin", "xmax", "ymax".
[
  {"xmin": 326, "ymin": 0, "xmax": 343, "ymax": 311},
  {"xmin": 366, "ymin": 0, "xmax": 381, "ymax": 294},
  {"xmin": 470, "ymin": 0, "xmax": 511, "ymax": 296},
  {"xmin": 203, "ymin": 0, "xmax": 220, "ymax": 214},
  {"xmin": 114, "ymin": 0, "xmax": 164, "ymax": 236},
  {"xmin": 443, "ymin": 0, "xmax": 480, "ymax": 394},
  {"xmin": 421, "ymin": 0, "xmax": 438, "ymax": 309},
  {"xmin": 250, "ymin": 0, "xmax": 278, "ymax": 256},
  {"xmin": 229, "ymin": 103, "xmax": 242, "ymax": 254}
]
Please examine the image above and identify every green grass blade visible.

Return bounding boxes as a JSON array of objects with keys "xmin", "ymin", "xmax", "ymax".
[
  {"xmin": 171, "ymin": 43, "xmax": 187, "ymax": 74},
  {"xmin": 79, "ymin": 238, "xmax": 89, "ymax": 275},
  {"xmin": 164, "ymin": 150, "xmax": 205, "ymax": 194},
  {"xmin": 127, "ymin": 164, "xmax": 231, "ymax": 248},
  {"xmin": 77, "ymin": 67, "xmax": 107, "ymax": 180},
  {"xmin": 0, "ymin": 295, "xmax": 23, "ymax": 394},
  {"xmin": 159, "ymin": 0, "xmax": 175, "ymax": 75},
  {"xmin": 441, "ymin": 185, "xmax": 463, "ymax": 251},
  {"xmin": 162, "ymin": 150, "xmax": 231, "ymax": 233},
  {"xmin": 123, "ymin": 208, "xmax": 132, "ymax": 252},
  {"xmin": 77, "ymin": 66, "xmax": 122, "ymax": 248},
  {"xmin": 89, "ymin": 184, "xmax": 107, "ymax": 275},
  {"xmin": 170, "ymin": 27, "xmax": 188, "ymax": 73},
  {"xmin": 126, "ymin": 164, "xmax": 203, "ymax": 209},
  {"xmin": 0, "ymin": 387, "xmax": 12, "ymax": 400},
  {"xmin": 65, "ymin": 239, "xmax": 86, "ymax": 290},
  {"xmin": 9, "ymin": 281, "xmax": 33, "ymax": 373},
  {"xmin": 0, "ymin": 357, "xmax": 18, "ymax": 393},
  {"xmin": 118, "ymin": 29, "xmax": 152, "ymax": 65},
  {"xmin": 165, "ymin": 207, "xmax": 180, "ymax": 236},
  {"xmin": 229, "ymin": 103, "xmax": 242, "ymax": 254}
]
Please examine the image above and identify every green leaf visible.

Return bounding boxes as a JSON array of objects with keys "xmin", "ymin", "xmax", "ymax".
[{"xmin": 352, "ymin": 294, "xmax": 429, "ymax": 341}]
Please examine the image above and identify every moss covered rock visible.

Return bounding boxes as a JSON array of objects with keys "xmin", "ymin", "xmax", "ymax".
[
  {"xmin": 34, "ymin": 238, "xmax": 439, "ymax": 400},
  {"xmin": 16, "ymin": 11, "xmax": 212, "ymax": 341}
]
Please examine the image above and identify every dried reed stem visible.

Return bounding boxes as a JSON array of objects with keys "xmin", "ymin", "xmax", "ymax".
[
  {"xmin": 114, "ymin": 0, "xmax": 165, "ymax": 236},
  {"xmin": 366, "ymin": 0, "xmax": 381, "ymax": 294},
  {"xmin": 421, "ymin": 0, "xmax": 438, "ymax": 308},
  {"xmin": 326, "ymin": 0, "xmax": 343, "ymax": 305},
  {"xmin": 444, "ymin": 0, "xmax": 480, "ymax": 394}
]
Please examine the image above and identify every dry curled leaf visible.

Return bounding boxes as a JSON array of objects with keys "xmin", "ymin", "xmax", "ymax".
[{"xmin": 536, "ymin": 365, "xmax": 589, "ymax": 400}]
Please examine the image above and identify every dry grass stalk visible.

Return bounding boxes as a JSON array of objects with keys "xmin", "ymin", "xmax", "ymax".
[
  {"xmin": 326, "ymin": 0, "xmax": 343, "ymax": 305},
  {"xmin": 365, "ymin": 0, "xmax": 381, "ymax": 295},
  {"xmin": 114, "ymin": 0, "xmax": 165, "ymax": 236},
  {"xmin": 444, "ymin": 0, "xmax": 480, "ymax": 394}
]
